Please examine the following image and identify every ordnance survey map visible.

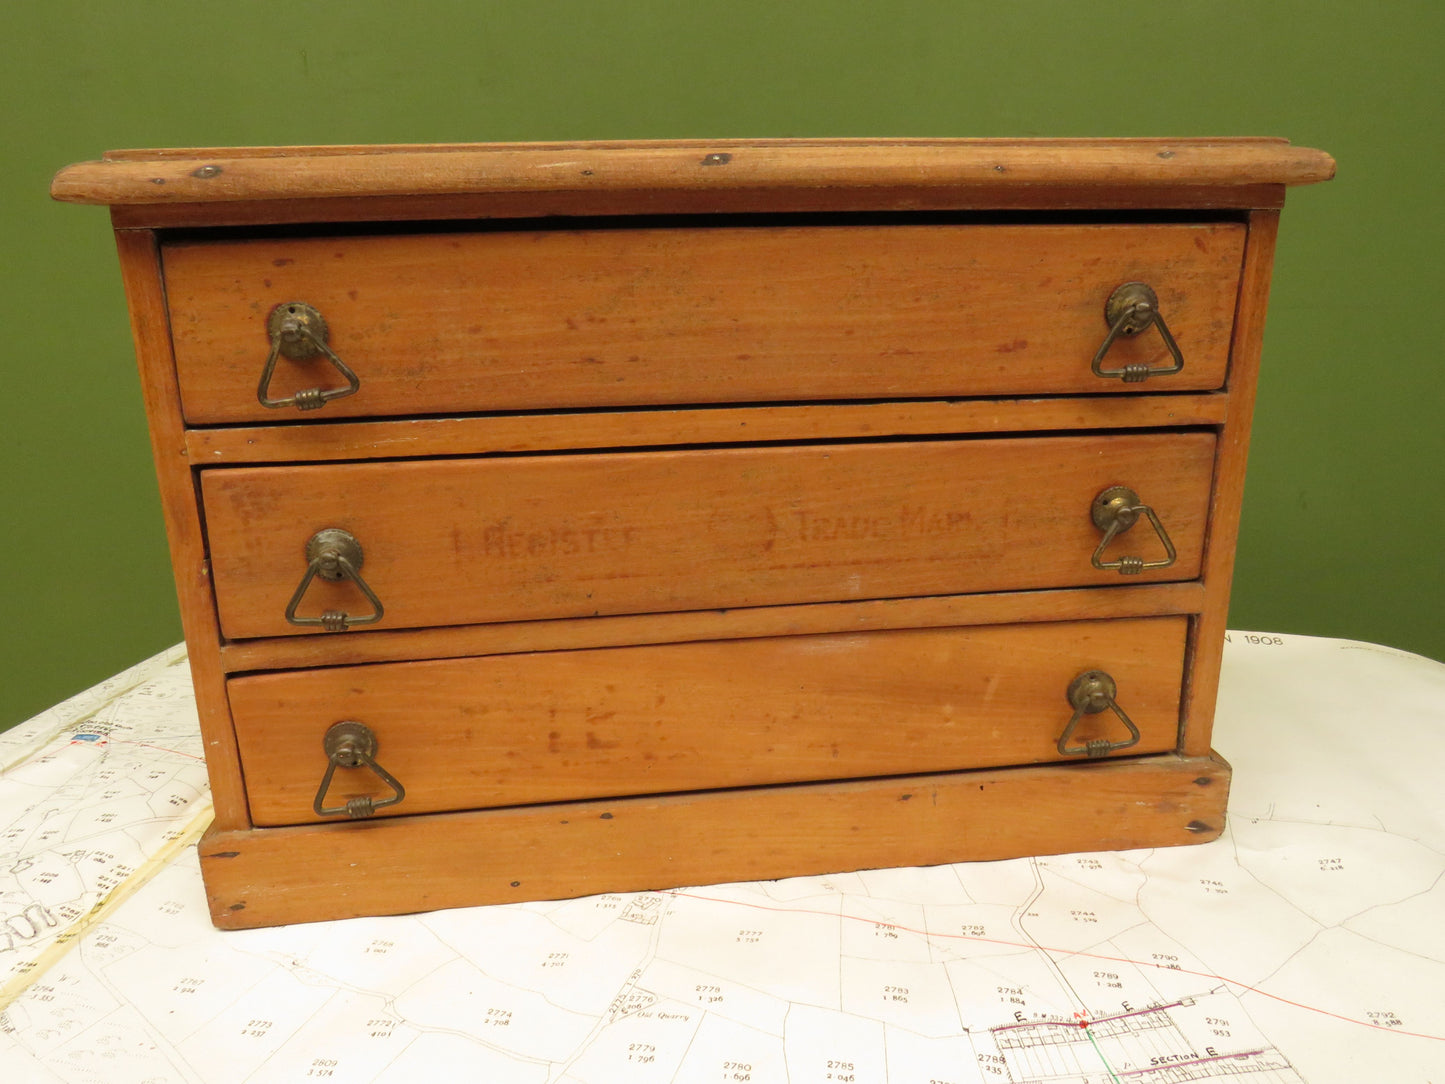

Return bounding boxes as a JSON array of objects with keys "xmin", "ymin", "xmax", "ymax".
[{"xmin": 1, "ymin": 635, "xmax": 1442, "ymax": 1082}]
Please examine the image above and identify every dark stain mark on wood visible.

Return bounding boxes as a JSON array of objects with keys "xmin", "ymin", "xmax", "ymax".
[
  {"xmin": 511, "ymin": 880, "xmax": 521, "ymax": 887},
  {"xmin": 899, "ymin": 793, "xmax": 913, "ymax": 802},
  {"xmin": 701, "ymin": 153, "xmax": 732, "ymax": 166},
  {"xmin": 1194, "ymin": 775, "xmax": 1213, "ymax": 786},
  {"xmin": 191, "ymin": 165, "xmax": 223, "ymax": 179},
  {"xmin": 150, "ymin": 177, "xmax": 166, "ymax": 185},
  {"xmin": 600, "ymin": 811, "xmax": 614, "ymax": 819},
  {"xmin": 1158, "ymin": 150, "xmax": 1175, "ymax": 159},
  {"xmin": 210, "ymin": 850, "xmax": 241, "ymax": 858},
  {"xmin": 272, "ymin": 258, "xmax": 294, "ymax": 267},
  {"xmin": 229, "ymin": 901, "xmax": 246, "ymax": 911}
]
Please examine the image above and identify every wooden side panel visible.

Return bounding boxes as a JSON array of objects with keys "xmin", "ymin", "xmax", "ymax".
[
  {"xmin": 163, "ymin": 223, "xmax": 1245, "ymax": 423},
  {"xmin": 230, "ymin": 617, "xmax": 1188, "ymax": 825},
  {"xmin": 200, "ymin": 752, "xmax": 1230, "ymax": 929},
  {"xmin": 1181, "ymin": 211, "xmax": 1280, "ymax": 755},
  {"xmin": 201, "ymin": 432, "xmax": 1217, "ymax": 640},
  {"xmin": 111, "ymin": 229, "xmax": 250, "ymax": 831}
]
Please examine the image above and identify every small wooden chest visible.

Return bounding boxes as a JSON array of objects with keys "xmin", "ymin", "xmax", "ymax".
[{"xmin": 52, "ymin": 139, "xmax": 1333, "ymax": 929}]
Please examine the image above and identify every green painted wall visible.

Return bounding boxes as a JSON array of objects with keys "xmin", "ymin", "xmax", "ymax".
[{"xmin": 3, "ymin": 1, "xmax": 1441, "ymax": 730}]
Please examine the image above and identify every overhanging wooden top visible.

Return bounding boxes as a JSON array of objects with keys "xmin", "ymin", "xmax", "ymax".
[{"xmin": 51, "ymin": 138, "xmax": 1335, "ymax": 227}]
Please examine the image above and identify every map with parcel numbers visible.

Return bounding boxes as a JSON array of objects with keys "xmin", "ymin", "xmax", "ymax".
[{"xmin": 1, "ymin": 634, "xmax": 1442, "ymax": 1082}]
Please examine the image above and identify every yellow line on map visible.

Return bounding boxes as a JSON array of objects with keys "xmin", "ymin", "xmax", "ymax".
[{"xmin": 0, "ymin": 797, "xmax": 214, "ymax": 1013}]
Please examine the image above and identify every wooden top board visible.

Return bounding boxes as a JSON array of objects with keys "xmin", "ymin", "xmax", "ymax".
[{"xmin": 51, "ymin": 139, "xmax": 1335, "ymax": 223}]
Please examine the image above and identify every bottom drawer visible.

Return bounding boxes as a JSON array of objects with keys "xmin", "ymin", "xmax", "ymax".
[{"xmin": 230, "ymin": 616, "xmax": 1189, "ymax": 827}]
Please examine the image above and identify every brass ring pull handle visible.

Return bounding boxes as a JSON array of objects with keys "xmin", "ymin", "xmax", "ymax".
[
  {"xmin": 313, "ymin": 721, "xmax": 406, "ymax": 819},
  {"xmin": 285, "ymin": 528, "xmax": 385, "ymax": 631},
  {"xmin": 1091, "ymin": 282, "xmax": 1184, "ymax": 383},
  {"xmin": 1090, "ymin": 486, "xmax": 1177, "ymax": 575},
  {"xmin": 257, "ymin": 301, "xmax": 361, "ymax": 410},
  {"xmin": 1056, "ymin": 671, "xmax": 1141, "ymax": 759}
]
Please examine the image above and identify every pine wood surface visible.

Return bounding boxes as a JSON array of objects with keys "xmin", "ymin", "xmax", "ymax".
[
  {"xmin": 217, "ymin": 581, "xmax": 1207, "ymax": 673},
  {"xmin": 201, "ymin": 432, "xmax": 1216, "ymax": 640},
  {"xmin": 1180, "ymin": 211, "xmax": 1281, "ymax": 756},
  {"xmin": 164, "ymin": 223, "xmax": 1244, "ymax": 424},
  {"xmin": 112, "ymin": 232, "xmax": 251, "ymax": 831},
  {"xmin": 201, "ymin": 751, "xmax": 1230, "ymax": 929},
  {"xmin": 112, "ymin": 186, "xmax": 1296, "ymax": 230},
  {"xmin": 232, "ymin": 617, "xmax": 1187, "ymax": 826},
  {"xmin": 55, "ymin": 138, "xmax": 1330, "ymax": 927},
  {"xmin": 52, "ymin": 138, "xmax": 1335, "ymax": 209},
  {"xmin": 185, "ymin": 394, "xmax": 1231, "ymax": 465}
]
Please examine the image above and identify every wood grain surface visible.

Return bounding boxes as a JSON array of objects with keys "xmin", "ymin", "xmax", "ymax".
[
  {"xmin": 217, "ymin": 581, "xmax": 1206, "ymax": 673},
  {"xmin": 1181, "ymin": 210, "xmax": 1282, "ymax": 755},
  {"xmin": 185, "ymin": 394, "xmax": 1230, "ymax": 464},
  {"xmin": 163, "ymin": 223, "xmax": 1245, "ymax": 423},
  {"xmin": 112, "ymin": 232, "xmax": 251, "ymax": 831},
  {"xmin": 201, "ymin": 751, "xmax": 1230, "ymax": 928},
  {"xmin": 59, "ymin": 139, "xmax": 1326, "ymax": 927},
  {"xmin": 230, "ymin": 616, "xmax": 1188, "ymax": 825},
  {"xmin": 201, "ymin": 431, "xmax": 1216, "ymax": 640},
  {"xmin": 52, "ymin": 138, "xmax": 1335, "ymax": 209},
  {"xmin": 112, "ymin": 186, "xmax": 1296, "ymax": 229}
]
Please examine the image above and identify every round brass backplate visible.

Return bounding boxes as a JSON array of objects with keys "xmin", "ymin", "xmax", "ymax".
[
  {"xmin": 322, "ymin": 720, "xmax": 377, "ymax": 768},
  {"xmin": 1103, "ymin": 282, "xmax": 1158, "ymax": 336},
  {"xmin": 266, "ymin": 301, "xmax": 329, "ymax": 360},
  {"xmin": 1067, "ymin": 670, "xmax": 1117, "ymax": 713},
  {"xmin": 1091, "ymin": 485, "xmax": 1142, "ymax": 533},
  {"xmin": 304, "ymin": 528, "xmax": 364, "ymax": 582}
]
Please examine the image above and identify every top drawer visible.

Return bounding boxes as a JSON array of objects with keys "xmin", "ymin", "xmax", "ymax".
[{"xmin": 163, "ymin": 221, "xmax": 1245, "ymax": 424}]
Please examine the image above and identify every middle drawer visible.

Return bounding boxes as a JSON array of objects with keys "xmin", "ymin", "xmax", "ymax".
[{"xmin": 202, "ymin": 431, "xmax": 1215, "ymax": 640}]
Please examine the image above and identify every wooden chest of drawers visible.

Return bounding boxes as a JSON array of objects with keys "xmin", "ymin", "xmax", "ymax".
[{"xmin": 53, "ymin": 139, "xmax": 1333, "ymax": 929}]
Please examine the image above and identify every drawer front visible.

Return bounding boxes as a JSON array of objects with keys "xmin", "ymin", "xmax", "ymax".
[
  {"xmin": 231, "ymin": 616, "xmax": 1189, "ymax": 827},
  {"xmin": 165, "ymin": 223, "xmax": 1244, "ymax": 423},
  {"xmin": 202, "ymin": 432, "xmax": 1215, "ymax": 640}
]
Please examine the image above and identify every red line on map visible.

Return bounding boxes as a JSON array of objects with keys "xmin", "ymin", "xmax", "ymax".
[
  {"xmin": 1116, "ymin": 1049, "xmax": 1267, "ymax": 1076},
  {"xmin": 109, "ymin": 739, "xmax": 205, "ymax": 761},
  {"xmin": 668, "ymin": 889, "xmax": 1445, "ymax": 1043}
]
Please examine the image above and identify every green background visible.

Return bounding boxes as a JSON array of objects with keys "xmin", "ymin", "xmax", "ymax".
[{"xmin": 3, "ymin": 1, "xmax": 1441, "ymax": 731}]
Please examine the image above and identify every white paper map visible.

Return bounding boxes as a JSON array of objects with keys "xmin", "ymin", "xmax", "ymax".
[{"xmin": 1, "ymin": 633, "xmax": 1442, "ymax": 1083}]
